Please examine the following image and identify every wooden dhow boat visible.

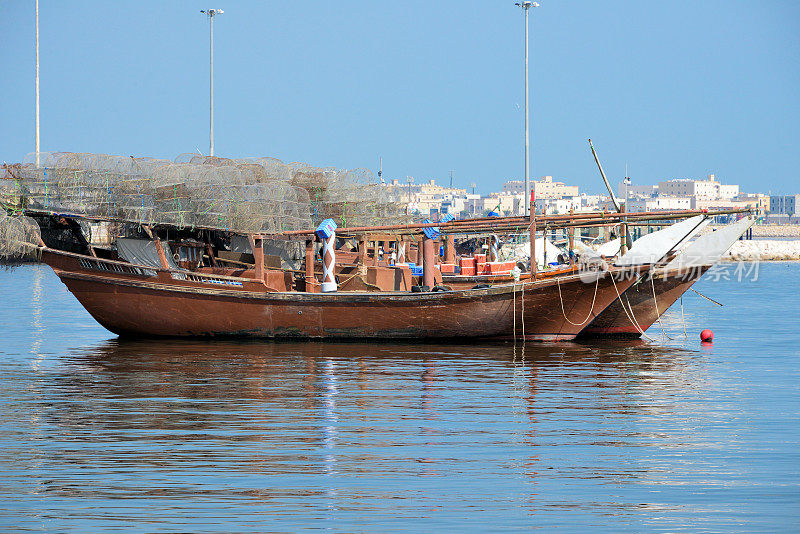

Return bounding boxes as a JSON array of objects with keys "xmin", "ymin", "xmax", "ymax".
[
  {"xmin": 36, "ymin": 242, "xmax": 646, "ymax": 341},
  {"xmin": 6, "ymin": 202, "xmax": 747, "ymax": 342},
  {"xmin": 580, "ymin": 214, "xmax": 756, "ymax": 337}
]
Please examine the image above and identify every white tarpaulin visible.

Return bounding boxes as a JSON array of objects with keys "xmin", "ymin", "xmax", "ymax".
[
  {"xmin": 596, "ymin": 238, "xmax": 621, "ymax": 257},
  {"xmin": 504, "ymin": 238, "xmax": 566, "ymax": 269},
  {"xmin": 614, "ymin": 215, "xmax": 708, "ymax": 266},
  {"xmin": 664, "ymin": 215, "xmax": 756, "ymax": 269},
  {"xmin": 116, "ymin": 238, "xmax": 179, "ymax": 270},
  {"xmin": 228, "ymin": 235, "xmax": 303, "ymax": 270}
]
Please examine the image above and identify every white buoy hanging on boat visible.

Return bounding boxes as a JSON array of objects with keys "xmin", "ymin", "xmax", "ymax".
[{"xmin": 316, "ymin": 218, "xmax": 338, "ymax": 293}]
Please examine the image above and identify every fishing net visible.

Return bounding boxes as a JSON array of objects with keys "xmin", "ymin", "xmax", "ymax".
[
  {"xmin": 290, "ymin": 163, "xmax": 408, "ymax": 228},
  {"xmin": 0, "ymin": 213, "xmax": 42, "ymax": 262},
  {"xmin": 0, "ymin": 152, "xmax": 407, "ymax": 234},
  {"xmin": 4, "ymin": 152, "xmax": 409, "ymax": 235}
]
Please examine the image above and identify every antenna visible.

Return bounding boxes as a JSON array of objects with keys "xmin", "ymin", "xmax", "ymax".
[{"xmin": 378, "ymin": 156, "xmax": 383, "ymax": 183}]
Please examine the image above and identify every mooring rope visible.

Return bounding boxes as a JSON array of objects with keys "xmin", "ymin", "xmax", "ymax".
[
  {"xmin": 610, "ymin": 273, "xmax": 656, "ymax": 341},
  {"xmin": 680, "ymin": 295, "xmax": 688, "ymax": 339},
  {"xmin": 513, "ymin": 280, "xmax": 517, "ymax": 344},
  {"xmin": 521, "ymin": 279, "xmax": 526, "ymax": 340},
  {"xmin": 651, "ymin": 275, "xmax": 675, "ymax": 340},
  {"xmin": 690, "ymin": 287, "xmax": 724, "ymax": 307},
  {"xmin": 556, "ymin": 270, "xmax": 600, "ymax": 326}
]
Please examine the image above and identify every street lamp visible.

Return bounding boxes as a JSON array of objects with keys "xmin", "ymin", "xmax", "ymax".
[
  {"xmin": 515, "ymin": 1, "xmax": 539, "ymax": 215},
  {"xmin": 201, "ymin": 9, "xmax": 223, "ymax": 156},
  {"xmin": 624, "ymin": 168, "xmax": 631, "ymax": 240},
  {"xmin": 624, "ymin": 164, "xmax": 631, "ymax": 210},
  {"xmin": 35, "ymin": 0, "xmax": 40, "ymax": 167}
]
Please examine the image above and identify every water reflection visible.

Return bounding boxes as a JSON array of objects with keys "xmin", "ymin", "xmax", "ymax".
[
  {"xmin": 0, "ymin": 333, "xmax": 788, "ymax": 530},
  {"xmin": 3, "ymin": 264, "xmax": 798, "ymax": 530}
]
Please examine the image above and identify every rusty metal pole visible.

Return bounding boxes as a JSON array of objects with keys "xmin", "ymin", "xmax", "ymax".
[
  {"xmin": 154, "ymin": 237, "xmax": 170, "ymax": 270},
  {"xmin": 445, "ymin": 234, "xmax": 455, "ymax": 264},
  {"xmin": 422, "ymin": 236, "xmax": 436, "ymax": 288},
  {"xmin": 358, "ymin": 235, "xmax": 367, "ymax": 272},
  {"xmin": 252, "ymin": 235, "xmax": 265, "ymax": 282},
  {"xmin": 305, "ymin": 238, "xmax": 315, "ymax": 291},
  {"xmin": 568, "ymin": 209, "xmax": 575, "ymax": 264}
]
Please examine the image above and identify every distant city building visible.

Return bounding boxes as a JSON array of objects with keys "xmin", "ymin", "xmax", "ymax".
[
  {"xmin": 732, "ymin": 193, "xmax": 769, "ymax": 218},
  {"xmin": 628, "ymin": 196, "xmax": 692, "ymax": 212},
  {"xmin": 383, "ymin": 170, "xmax": 771, "ymax": 220},
  {"xmin": 617, "ymin": 182, "xmax": 657, "ymax": 198},
  {"xmin": 769, "ymin": 194, "xmax": 800, "ymax": 216},
  {"xmin": 503, "ymin": 176, "xmax": 579, "ymax": 199},
  {"xmin": 534, "ymin": 197, "xmax": 582, "ymax": 214},
  {"xmin": 658, "ymin": 174, "xmax": 738, "ymax": 200}
]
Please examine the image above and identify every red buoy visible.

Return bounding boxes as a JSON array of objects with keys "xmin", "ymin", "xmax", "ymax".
[{"xmin": 700, "ymin": 329, "xmax": 714, "ymax": 342}]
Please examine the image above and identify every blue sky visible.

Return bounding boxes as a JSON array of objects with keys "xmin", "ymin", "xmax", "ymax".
[{"xmin": 1, "ymin": 1, "xmax": 798, "ymax": 195}]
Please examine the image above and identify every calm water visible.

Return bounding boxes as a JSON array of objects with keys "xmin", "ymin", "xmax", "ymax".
[{"xmin": 0, "ymin": 264, "xmax": 798, "ymax": 532}]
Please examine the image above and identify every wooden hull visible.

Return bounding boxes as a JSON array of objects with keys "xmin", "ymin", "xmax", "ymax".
[
  {"xmin": 579, "ymin": 266, "xmax": 709, "ymax": 338},
  {"xmin": 41, "ymin": 249, "xmax": 643, "ymax": 341}
]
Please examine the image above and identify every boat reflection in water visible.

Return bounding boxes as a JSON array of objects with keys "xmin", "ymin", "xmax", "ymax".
[{"xmin": 1, "ymin": 337, "xmax": 720, "ymax": 528}]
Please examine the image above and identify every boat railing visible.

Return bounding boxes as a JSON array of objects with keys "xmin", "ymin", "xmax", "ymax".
[
  {"xmin": 59, "ymin": 248, "xmax": 254, "ymax": 288},
  {"xmin": 169, "ymin": 270, "xmax": 245, "ymax": 287},
  {"xmin": 78, "ymin": 257, "xmax": 157, "ymax": 278}
]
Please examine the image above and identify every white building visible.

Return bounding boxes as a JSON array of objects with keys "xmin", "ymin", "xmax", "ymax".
[
  {"xmin": 534, "ymin": 197, "xmax": 582, "ymax": 214},
  {"xmin": 618, "ymin": 182, "xmax": 657, "ymax": 198},
  {"xmin": 502, "ymin": 176, "xmax": 579, "ymax": 199},
  {"xmin": 658, "ymin": 174, "xmax": 739, "ymax": 200},
  {"xmin": 627, "ymin": 196, "xmax": 692, "ymax": 212}
]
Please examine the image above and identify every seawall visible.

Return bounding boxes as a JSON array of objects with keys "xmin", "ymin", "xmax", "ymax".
[{"xmin": 723, "ymin": 240, "xmax": 800, "ymax": 261}]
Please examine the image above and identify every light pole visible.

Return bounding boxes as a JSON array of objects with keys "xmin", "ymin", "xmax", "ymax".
[
  {"xmin": 201, "ymin": 9, "xmax": 223, "ymax": 157},
  {"xmin": 35, "ymin": 0, "xmax": 40, "ymax": 167},
  {"xmin": 624, "ymin": 166, "xmax": 631, "ymax": 240},
  {"xmin": 624, "ymin": 163, "xmax": 630, "ymax": 209},
  {"xmin": 515, "ymin": 1, "xmax": 538, "ymax": 215}
]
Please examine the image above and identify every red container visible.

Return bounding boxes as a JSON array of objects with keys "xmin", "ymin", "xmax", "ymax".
[
  {"xmin": 459, "ymin": 256, "xmax": 477, "ymax": 269},
  {"xmin": 439, "ymin": 263, "xmax": 456, "ymax": 274},
  {"xmin": 483, "ymin": 261, "xmax": 516, "ymax": 274}
]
